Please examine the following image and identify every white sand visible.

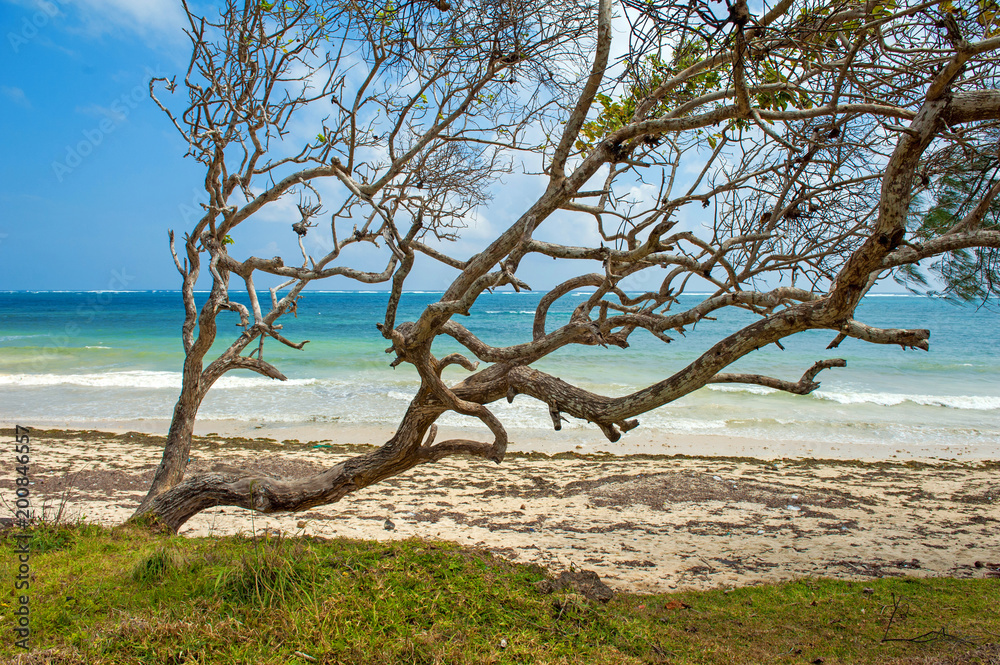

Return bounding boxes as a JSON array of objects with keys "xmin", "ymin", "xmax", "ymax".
[
  {"xmin": 36, "ymin": 417, "xmax": 1000, "ymax": 462},
  {"xmin": 11, "ymin": 426, "xmax": 999, "ymax": 593}
]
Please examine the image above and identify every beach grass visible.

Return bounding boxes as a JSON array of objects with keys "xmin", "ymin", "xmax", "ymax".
[{"xmin": 0, "ymin": 522, "xmax": 996, "ymax": 664}]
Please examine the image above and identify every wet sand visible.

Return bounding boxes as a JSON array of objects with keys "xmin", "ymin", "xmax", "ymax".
[
  {"xmin": 28, "ymin": 417, "xmax": 1000, "ymax": 461},
  {"xmin": 4, "ymin": 428, "xmax": 999, "ymax": 593}
]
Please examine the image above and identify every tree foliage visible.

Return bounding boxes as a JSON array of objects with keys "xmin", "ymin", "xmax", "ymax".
[{"xmin": 899, "ymin": 154, "xmax": 1000, "ymax": 301}]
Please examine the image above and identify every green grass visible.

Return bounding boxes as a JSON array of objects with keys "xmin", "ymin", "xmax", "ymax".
[{"xmin": 0, "ymin": 523, "xmax": 996, "ymax": 664}]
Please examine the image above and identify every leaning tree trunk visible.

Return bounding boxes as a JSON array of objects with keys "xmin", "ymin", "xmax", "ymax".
[
  {"xmin": 136, "ymin": 235, "xmax": 237, "ymax": 514},
  {"xmin": 130, "ymin": 390, "xmax": 451, "ymax": 532},
  {"xmin": 136, "ymin": 363, "xmax": 207, "ymax": 512}
]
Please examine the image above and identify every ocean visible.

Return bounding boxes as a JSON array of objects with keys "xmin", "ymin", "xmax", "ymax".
[{"xmin": 0, "ymin": 290, "xmax": 998, "ymax": 455}]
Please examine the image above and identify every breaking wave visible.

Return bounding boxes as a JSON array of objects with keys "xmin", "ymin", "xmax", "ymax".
[
  {"xmin": 0, "ymin": 371, "xmax": 322, "ymax": 390},
  {"xmin": 707, "ymin": 383, "xmax": 1000, "ymax": 410}
]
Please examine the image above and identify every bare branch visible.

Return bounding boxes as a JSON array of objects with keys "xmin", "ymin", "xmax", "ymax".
[{"xmin": 710, "ymin": 358, "xmax": 847, "ymax": 395}]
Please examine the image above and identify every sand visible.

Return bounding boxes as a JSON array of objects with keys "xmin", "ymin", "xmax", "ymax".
[{"xmin": 4, "ymin": 427, "xmax": 999, "ymax": 593}]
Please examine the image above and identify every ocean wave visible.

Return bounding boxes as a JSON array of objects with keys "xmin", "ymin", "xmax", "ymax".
[
  {"xmin": 483, "ymin": 310, "xmax": 536, "ymax": 315},
  {"xmin": 707, "ymin": 384, "xmax": 778, "ymax": 396},
  {"xmin": 13, "ymin": 290, "xmax": 136, "ymax": 294},
  {"xmin": 0, "ymin": 371, "xmax": 322, "ymax": 390},
  {"xmin": 657, "ymin": 417, "xmax": 729, "ymax": 432},
  {"xmin": 83, "ymin": 346, "xmax": 112, "ymax": 350},
  {"xmin": 707, "ymin": 383, "xmax": 1000, "ymax": 410},
  {"xmin": 813, "ymin": 391, "xmax": 1000, "ymax": 410}
]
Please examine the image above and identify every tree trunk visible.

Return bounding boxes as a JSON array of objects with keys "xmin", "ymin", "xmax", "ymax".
[
  {"xmin": 131, "ymin": 394, "xmax": 446, "ymax": 532},
  {"xmin": 135, "ymin": 363, "xmax": 206, "ymax": 513}
]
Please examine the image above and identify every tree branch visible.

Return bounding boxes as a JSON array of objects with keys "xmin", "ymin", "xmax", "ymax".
[{"xmin": 709, "ymin": 358, "xmax": 847, "ymax": 395}]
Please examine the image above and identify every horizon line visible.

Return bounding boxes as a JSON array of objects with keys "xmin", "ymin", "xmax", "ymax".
[{"xmin": 0, "ymin": 289, "xmax": 928, "ymax": 296}]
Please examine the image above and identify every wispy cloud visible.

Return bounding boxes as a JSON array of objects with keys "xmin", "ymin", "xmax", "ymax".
[
  {"xmin": 69, "ymin": 0, "xmax": 187, "ymax": 39},
  {"xmin": 74, "ymin": 102, "xmax": 126, "ymax": 122},
  {"xmin": 2, "ymin": 0, "xmax": 187, "ymax": 41},
  {"xmin": 0, "ymin": 85, "xmax": 32, "ymax": 108}
]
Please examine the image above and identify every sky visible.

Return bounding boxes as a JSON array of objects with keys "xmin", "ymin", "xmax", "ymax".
[
  {"xmin": 0, "ymin": 0, "xmax": 210, "ymax": 290},
  {"xmin": 0, "ymin": 0, "xmax": 908, "ymax": 295},
  {"xmin": 0, "ymin": 0, "xmax": 627, "ymax": 293}
]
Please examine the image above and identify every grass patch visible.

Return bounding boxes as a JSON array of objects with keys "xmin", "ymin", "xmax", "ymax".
[
  {"xmin": 131, "ymin": 544, "xmax": 187, "ymax": 585},
  {"xmin": 212, "ymin": 539, "xmax": 318, "ymax": 607},
  {"xmin": 0, "ymin": 523, "xmax": 996, "ymax": 664}
]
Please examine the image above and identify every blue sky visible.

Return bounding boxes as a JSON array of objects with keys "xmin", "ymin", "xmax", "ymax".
[
  {"xmin": 0, "ymin": 0, "xmax": 211, "ymax": 290},
  {"xmin": 0, "ymin": 0, "xmax": 613, "ymax": 296},
  {"xmin": 0, "ymin": 0, "xmax": 619, "ymax": 292},
  {"xmin": 0, "ymin": 0, "xmax": 911, "ymax": 295}
]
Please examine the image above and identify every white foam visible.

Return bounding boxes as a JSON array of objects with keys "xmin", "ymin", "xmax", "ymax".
[
  {"xmin": 813, "ymin": 390, "xmax": 1000, "ymax": 410},
  {"xmin": 641, "ymin": 415, "xmax": 729, "ymax": 432},
  {"xmin": 707, "ymin": 384, "xmax": 778, "ymax": 396},
  {"xmin": 669, "ymin": 418, "xmax": 728, "ymax": 431},
  {"xmin": 483, "ymin": 310, "xmax": 535, "ymax": 315},
  {"xmin": 0, "ymin": 371, "xmax": 320, "ymax": 390},
  {"xmin": 707, "ymin": 383, "xmax": 1000, "ymax": 411}
]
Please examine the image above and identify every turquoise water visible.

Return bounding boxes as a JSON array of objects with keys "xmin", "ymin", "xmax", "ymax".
[{"xmin": 0, "ymin": 291, "xmax": 998, "ymax": 451}]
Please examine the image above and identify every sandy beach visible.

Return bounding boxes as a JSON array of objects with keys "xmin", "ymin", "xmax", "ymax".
[{"xmin": 4, "ymin": 427, "xmax": 999, "ymax": 594}]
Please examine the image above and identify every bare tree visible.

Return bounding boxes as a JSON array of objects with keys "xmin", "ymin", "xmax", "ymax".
[
  {"xmin": 135, "ymin": 0, "xmax": 594, "ymax": 511},
  {"xmin": 134, "ymin": 0, "xmax": 1000, "ymax": 531}
]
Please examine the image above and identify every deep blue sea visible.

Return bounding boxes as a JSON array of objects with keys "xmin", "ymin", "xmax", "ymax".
[{"xmin": 0, "ymin": 291, "xmax": 998, "ymax": 453}]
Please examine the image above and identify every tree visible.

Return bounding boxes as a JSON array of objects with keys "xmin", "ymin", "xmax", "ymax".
[
  {"xmin": 134, "ymin": 0, "xmax": 1000, "ymax": 531},
  {"xmin": 898, "ymin": 152, "xmax": 1000, "ymax": 300}
]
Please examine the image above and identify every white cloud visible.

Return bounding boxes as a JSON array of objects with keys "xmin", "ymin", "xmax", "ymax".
[
  {"xmin": 252, "ymin": 240, "xmax": 281, "ymax": 258},
  {"xmin": 1, "ymin": 0, "xmax": 188, "ymax": 53},
  {"xmin": 7, "ymin": 0, "xmax": 189, "ymax": 40},
  {"xmin": 74, "ymin": 102, "xmax": 126, "ymax": 121},
  {"xmin": 76, "ymin": 0, "xmax": 186, "ymax": 36},
  {"xmin": 0, "ymin": 86, "xmax": 31, "ymax": 109},
  {"xmin": 244, "ymin": 190, "xmax": 302, "ymax": 225}
]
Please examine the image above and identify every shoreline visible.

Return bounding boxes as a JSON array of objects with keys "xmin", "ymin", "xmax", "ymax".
[
  {"xmin": 3, "ymin": 426, "xmax": 998, "ymax": 593},
  {"xmin": 11, "ymin": 418, "xmax": 1000, "ymax": 462}
]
